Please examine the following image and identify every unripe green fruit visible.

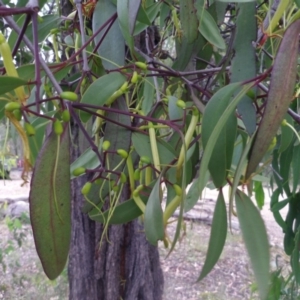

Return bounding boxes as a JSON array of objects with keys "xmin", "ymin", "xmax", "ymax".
[
  {"xmin": 12, "ymin": 109, "xmax": 22, "ymax": 121},
  {"xmin": 135, "ymin": 61, "xmax": 148, "ymax": 70},
  {"xmin": 112, "ymin": 185, "xmax": 119, "ymax": 192},
  {"xmin": 54, "ymin": 119, "xmax": 63, "ymax": 135},
  {"xmin": 81, "ymin": 182, "xmax": 92, "ymax": 195},
  {"xmin": 102, "ymin": 140, "xmax": 111, "ymax": 151},
  {"xmin": 120, "ymin": 81, "xmax": 128, "ymax": 92},
  {"xmin": 134, "ymin": 169, "xmax": 140, "ymax": 181},
  {"xmin": 140, "ymin": 156, "xmax": 151, "ymax": 164},
  {"xmin": 131, "ymin": 71, "xmax": 138, "ymax": 84},
  {"xmin": 61, "ymin": 110, "xmax": 71, "ymax": 122},
  {"xmin": 5, "ymin": 102, "xmax": 21, "ymax": 112},
  {"xmin": 72, "ymin": 167, "xmax": 86, "ymax": 176},
  {"xmin": 60, "ymin": 91, "xmax": 78, "ymax": 102},
  {"xmin": 120, "ymin": 172, "xmax": 127, "ymax": 184},
  {"xmin": 117, "ymin": 149, "xmax": 128, "ymax": 159},
  {"xmin": 173, "ymin": 184, "xmax": 182, "ymax": 196},
  {"xmin": 176, "ymin": 99, "xmax": 186, "ymax": 109},
  {"xmin": 24, "ymin": 122, "xmax": 35, "ymax": 136}
]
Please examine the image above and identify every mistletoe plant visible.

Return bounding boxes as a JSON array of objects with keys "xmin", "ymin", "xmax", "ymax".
[{"xmin": 1, "ymin": 0, "xmax": 300, "ymax": 299}]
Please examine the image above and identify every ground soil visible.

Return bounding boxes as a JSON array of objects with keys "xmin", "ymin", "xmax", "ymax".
[{"xmin": 0, "ymin": 172, "xmax": 292, "ymax": 300}]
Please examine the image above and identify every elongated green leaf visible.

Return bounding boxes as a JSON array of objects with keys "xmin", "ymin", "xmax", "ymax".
[
  {"xmin": 80, "ymin": 73, "xmax": 126, "ymax": 122},
  {"xmin": 70, "ymin": 147, "xmax": 100, "ymax": 179},
  {"xmin": 279, "ymin": 114, "xmax": 294, "ymax": 153},
  {"xmin": 180, "ymin": 0, "xmax": 198, "ymax": 44},
  {"xmin": 117, "ymin": 0, "xmax": 134, "ymax": 51},
  {"xmin": 132, "ymin": 132, "xmax": 176, "ymax": 166},
  {"xmin": 292, "ymin": 227, "xmax": 300, "ymax": 284},
  {"xmin": 235, "ymin": 190, "xmax": 270, "ymax": 300},
  {"xmin": 142, "ymin": 75, "xmax": 155, "ymax": 115},
  {"xmin": 202, "ymin": 83, "xmax": 239, "ymax": 187},
  {"xmin": 186, "ymin": 83, "xmax": 252, "ymax": 211},
  {"xmin": 93, "ymin": 0, "xmax": 125, "ymax": 70},
  {"xmin": 293, "ymin": 144, "xmax": 300, "ymax": 194},
  {"xmin": 145, "ymin": 179, "xmax": 164, "ymax": 245},
  {"xmin": 230, "ymin": 3, "xmax": 257, "ymax": 135},
  {"xmin": 198, "ymin": 191, "xmax": 227, "ymax": 281},
  {"xmin": 89, "ymin": 185, "xmax": 153, "ymax": 223},
  {"xmin": 134, "ymin": 2, "xmax": 162, "ymax": 35},
  {"xmin": 195, "ymin": 4, "xmax": 225, "ymax": 49},
  {"xmin": 254, "ymin": 180, "xmax": 264, "ymax": 209},
  {"xmin": 279, "ymin": 141, "xmax": 294, "ymax": 196},
  {"xmin": 0, "ymin": 76, "xmax": 27, "ymax": 96},
  {"xmin": 29, "ymin": 126, "xmax": 71, "ymax": 280},
  {"xmin": 216, "ymin": 0, "xmax": 255, "ymax": 2}
]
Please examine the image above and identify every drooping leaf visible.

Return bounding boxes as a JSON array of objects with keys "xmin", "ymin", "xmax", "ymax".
[
  {"xmin": 0, "ymin": 76, "xmax": 27, "ymax": 96},
  {"xmin": 292, "ymin": 144, "xmax": 300, "ymax": 194},
  {"xmin": 198, "ymin": 190, "xmax": 227, "ymax": 281},
  {"xmin": 246, "ymin": 20, "xmax": 300, "ymax": 179},
  {"xmin": 132, "ymin": 132, "xmax": 176, "ymax": 166},
  {"xmin": 202, "ymin": 83, "xmax": 240, "ymax": 187},
  {"xmin": 92, "ymin": 0, "xmax": 125, "ymax": 70},
  {"xmin": 142, "ymin": 75, "xmax": 155, "ymax": 115},
  {"xmin": 180, "ymin": 0, "xmax": 198, "ymax": 44},
  {"xmin": 187, "ymin": 83, "xmax": 252, "ymax": 211},
  {"xmin": 29, "ymin": 126, "xmax": 71, "ymax": 280},
  {"xmin": 89, "ymin": 184, "xmax": 154, "ymax": 224},
  {"xmin": 235, "ymin": 190, "xmax": 270, "ymax": 300},
  {"xmin": 117, "ymin": 0, "xmax": 134, "ymax": 51},
  {"xmin": 254, "ymin": 180, "xmax": 264, "ymax": 209},
  {"xmin": 292, "ymin": 227, "xmax": 300, "ymax": 284},
  {"xmin": 279, "ymin": 114, "xmax": 294, "ymax": 153},
  {"xmin": 79, "ymin": 72, "xmax": 126, "ymax": 122},
  {"xmin": 230, "ymin": 2, "xmax": 257, "ymax": 135},
  {"xmin": 70, "ymin": 147, "xmax": 100, "ymax": 179},
  {"xmin": 196, "ymin": 5, "xmax": 225, "ymax": 49},
  {"xmin": 144, "ymin": 179, "xmax": 164, "ymax": 245}
]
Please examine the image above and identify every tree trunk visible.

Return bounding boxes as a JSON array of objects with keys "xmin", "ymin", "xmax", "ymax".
[
  {"xmin": 68, "ymin": 125, "xmax": 164, "ymax": 300},
  {"xmin": 61, "ymin": 2, "xmax": 164, "ymax": 299}
]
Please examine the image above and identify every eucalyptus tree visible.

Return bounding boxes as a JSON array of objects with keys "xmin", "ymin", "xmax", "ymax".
[{"xmin": 1, "ymin": 0, "xmax": 300, "ymax": 299}]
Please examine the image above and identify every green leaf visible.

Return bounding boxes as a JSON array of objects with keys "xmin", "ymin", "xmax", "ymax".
[
  {"xmin": 187, "ymin": 83, "xmax": 252, "ymax": 210},
  {"xmin": 70, "ymin": 147, "xmax": 100, "ymax": 179},
  {"xmin": 89, "ymin": 185, "xmax": 153, "ymax": 224},
  {"xmin": 142, "ymin": 75, "xmax": 155, "ymax": 115},
  {"xmin": 195, "ymin": 4, "xmax": 226, "ymax": 49},
  {"xmin": 230, "ymin": 3, "xmax": 257, "ymax": 135},
  {"xmin": 292, "ymin": 227, "xmax": 300, "ymax": 284},
  {"xmin": 117, "ymin": 0, "xmax": 134, "ymax": 51},
  {"xmin": 279, "ymin": 141, "xmax": 294, "ymax": 196},
  {"xmin": 279, "ymin": 114, "xmax": 294, "ymax": 153},
  {"xmin": 198, "ymin": 190, "xmax": 227, "ymax": 281},
  {"xmin": 216, "ymin": 0, "xmax": 255, "ymax": 2},
  {"xmin": 292, "ymin": 144, "xmax": 300, "ymax": 194},
  {"xmin": 134, "ymin": 2, "xmax": 162, "ymax": 36},
  {"xmin": 235, "ymin": 190, "xmax": 270, "ymax": 300},
  {"xmin": 180, "ymin": 0, "xmax": 199, "ymax": 44},
  {"xmin": 202, "ymin": 83, "xmax": 239, "ymax": 187},
  {"xmin": 132, "ymin": 132, "xmax": 176, "ymax": 166},
  {"xmin": 29, "ymin": 126, "xmax": 71, "ymax": 280},
  {"xmin": 254, "ymin": 180, "xmax": 264, "ymax": 209},
  {"xmin": 79, "ymin": 73, "xmax": 126, "ymax": 122},
  {"xmin": 144, "ymin": 179, "xmax": 164, "ymax": 245},
  {"xmin": 168, "ymin": 95, "xmax": 184, "ymax": 121},
  {"xmin": 0, "ymin": 76, "xmax": 27, "ymax": 96},
  {"xmin": 92, "ymin": 0, "xmax": 125, "ymax": 70}
]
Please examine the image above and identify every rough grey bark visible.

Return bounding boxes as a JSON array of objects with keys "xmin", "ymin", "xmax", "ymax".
[{"xmin": 68, "ymin": 124, "xmax": 164, "ymax": 300}]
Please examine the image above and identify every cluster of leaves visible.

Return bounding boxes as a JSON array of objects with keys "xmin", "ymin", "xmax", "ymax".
[{"xmin": 1, "ymin": 0, "xmax": 300, "ymax": 298}]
